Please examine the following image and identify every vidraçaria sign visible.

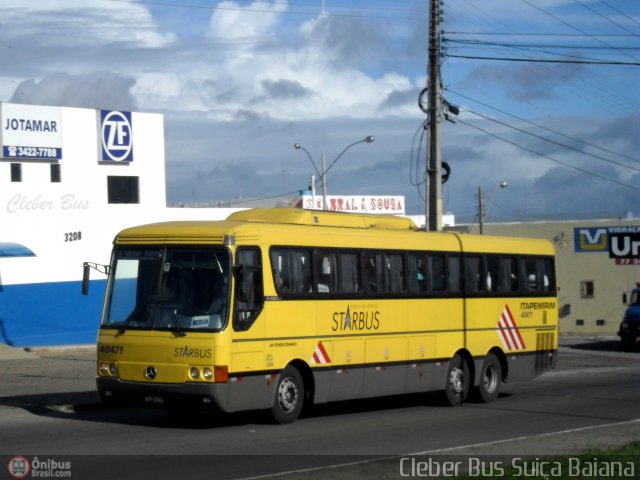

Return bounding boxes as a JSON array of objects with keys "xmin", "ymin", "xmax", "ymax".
[
  {"xmin": 574, "ymin": 226, "xmax": 640, "ymax": 265},
  {"xmin": 0, "ymin": 103, "xmax": 62, "ymax": 160},
  {"xmin": 297, "ymin": 194, "xmax": 405, "ymax": 215}
]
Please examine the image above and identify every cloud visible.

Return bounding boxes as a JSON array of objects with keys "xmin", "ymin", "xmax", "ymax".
[
  {"xmin": 261, "ymin": 79, "xmax": 312, "ymax": 100},
  {"xmin": 0, "ymin": 0, "xmax": 175, "ymax": 48},
  {"xmin": 9, "ymin": 72, "xmax": 138, "ymax": 111},
  {"xmin": 207, "ymin": 0, "xmax": 287, "ymax": 40},
  {"xmin": 0, "ymin": 0, "xmax": 637, "ymax": 221}
]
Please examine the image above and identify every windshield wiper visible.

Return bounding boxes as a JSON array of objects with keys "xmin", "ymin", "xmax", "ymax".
[
  {"xmin": 155, "ymin": 303, "xmax": 186, "ymax": 337},
  {"xmin": 119, "ymin": 301, "xmax": 149, "ymax": 334}
]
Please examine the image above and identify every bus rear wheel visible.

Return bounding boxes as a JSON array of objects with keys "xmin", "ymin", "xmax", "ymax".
[
  {"xmin": 271, "ymin": 365, "xmax": 304, "ymax": 424},
  {"xmin": 443, "ymin": 354, "xmax": 469, "ymax": 406},
  {"xmin": 475, "ymin": 353, "xmax": 501, "ymax": 403}
]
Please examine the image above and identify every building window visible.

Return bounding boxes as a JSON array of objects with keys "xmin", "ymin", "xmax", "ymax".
[
  {"xmin": 10, "ymin": 163, "xmax": 22, "ymax": 182},
  {"xmin": 107, "ymin": 176, "xmax": 139, "ymax": 204},
  {"xmin": 576, "ymin": 319, "xmax": 584, "ymax": 326},
  {"xmin": 50, "ymin": 164, "xmax": 61, "ymax": 183},
  {"xmin": 580, "ymin": 280, "xmax": 594, "ymax": 299},
  {"xmin": 596, "ymin": 319, "xmax": 606, "ymax": 326}
]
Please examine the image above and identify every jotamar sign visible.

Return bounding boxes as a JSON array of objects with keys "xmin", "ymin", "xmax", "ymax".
[
  {"xmin": 0, "ymin": 103, "xmax": 62, "ymax": 160},
  {"xmin": 99, "ymin": 110, "xmax": 133, "ymax": 162}
]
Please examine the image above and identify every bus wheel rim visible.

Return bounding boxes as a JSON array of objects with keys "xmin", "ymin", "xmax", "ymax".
[
  {"xmin": 483, "ymin": 365, "xmax": 498, "ymax": 392},
  {"xmin": 449, "ymin": 367, "xmax": 464, "ymax": 394},
  {"xmin": 278, "ymin": 378, "xmax": 298, "ymax": 413}
]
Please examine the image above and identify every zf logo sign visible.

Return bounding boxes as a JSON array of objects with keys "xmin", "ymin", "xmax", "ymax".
[
  {"xmin": 574, "ymin": 227, "xmax": 608, "ymax": 252},
  {"xmin": 100, "ymin": 110, "xmax": 133, "ymax": 162}
]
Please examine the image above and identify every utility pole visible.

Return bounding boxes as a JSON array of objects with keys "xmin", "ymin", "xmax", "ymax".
[{"xmin": 425, "ymin": 0, "xmax": 443, "ymax": 231}]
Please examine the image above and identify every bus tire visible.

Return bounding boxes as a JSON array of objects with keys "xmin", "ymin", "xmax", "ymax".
[
  {"xmin": 271, "ymin": 365, "xmax": 304, "ymax": 424},
  {"xmin": 475, "ymin": 353, "xmax": 501, "ymax": 403},
  {"xmin": 443, "ymin": 354, "xmax": 469, "ymax": 406}
]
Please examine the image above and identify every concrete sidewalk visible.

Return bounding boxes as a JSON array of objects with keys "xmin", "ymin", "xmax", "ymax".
[{"xmin": 0, "ymin": 344, "xmax": 98, "ymax": 404}]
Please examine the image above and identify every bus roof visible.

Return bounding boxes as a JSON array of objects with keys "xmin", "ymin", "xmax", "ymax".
[
  {"xmin": 227, "ymin": 208, "xmax": 417, "ymax": 231},
  {"xmin": 113, "ymin": 209, "xmax": 554, "ymax": 257}
]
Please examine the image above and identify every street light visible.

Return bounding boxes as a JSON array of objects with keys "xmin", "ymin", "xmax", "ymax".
[
  {"xmin": 478, "ymin": 180, "xmax": 508, "ymax": 235},
  {"xmin": 294, "ymin": 136, "xmax": 374, "ymax": 210}
]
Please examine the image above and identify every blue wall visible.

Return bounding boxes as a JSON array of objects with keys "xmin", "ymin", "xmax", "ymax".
[{"xmin": 0, "ymin": 279, "xmax": 106, "ymax": 347}]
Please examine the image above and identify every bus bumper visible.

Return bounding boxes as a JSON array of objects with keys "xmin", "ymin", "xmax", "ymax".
[{"xmin": 96, "ymin": 375, "xmax": 275, "ymax": 413}]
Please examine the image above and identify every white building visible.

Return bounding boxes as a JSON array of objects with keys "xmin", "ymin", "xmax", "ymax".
[{"xmin": 0, "ymin": 102, "xmax": 238, "ymax": 346}]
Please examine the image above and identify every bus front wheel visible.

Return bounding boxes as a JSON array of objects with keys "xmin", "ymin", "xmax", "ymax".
[
  {"xmin": 475, "ymin": 353, "xmax": 501, "ymax": 403},
  {"xmin": 271, "ymin": 365, "xmax": 304, "ymax": 424},
  {"xmin": 443, "ymin": 354, "xmax": 469, "ymax": 406}
]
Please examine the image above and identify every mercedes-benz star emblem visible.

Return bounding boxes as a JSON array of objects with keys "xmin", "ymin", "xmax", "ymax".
[{"xmin": 144, "ymin": 366, "xmax": 157, "ymax": 380}]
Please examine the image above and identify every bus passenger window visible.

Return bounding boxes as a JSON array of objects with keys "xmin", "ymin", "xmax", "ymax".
[
  {"xmin": 386, "ymin": 253, "xmax": 404, "ymax": 293},
  {"xmin": 270, "ymin": 248, "xmax": 312, "ymax": 295},
  {"xmin": 465, "ymin": 256, "xmax": 484, "ymax": 293},
  {"xmin": 429, "ymin": 254, "xmax": 446, "ymax": 292},
  {"xmin": 448, "ymin": 256, "xmax": 462, "ymax": 293},
  {"xmin": 340, "ymin": 252, "xmax": 361, "ymax": 293},
  {"xmin": 523, "ymin": 259, "xmax": 538, "ymax": 292},
  {"xmin": 501, "ymin": 257, "xmax": 519, "ymax": 292},
  {"xmin": 541, "ymin": 258, "xmax": 555, "ymax": 293},
  {"xmin": 363, "ymin": 253, "xmax": 381, "ymax": 293},
  {"xmin": 406, "ymin": 254, "xmax": 427, "ymax": 293},
  {"xmin": 316, "ymin": 252, "xmax": 337, "ymax": 293}
]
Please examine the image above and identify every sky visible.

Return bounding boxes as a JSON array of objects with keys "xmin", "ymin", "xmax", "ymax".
[{"xmin": 0, "ymin": 0, "xmax": 638, "ymax": 222}]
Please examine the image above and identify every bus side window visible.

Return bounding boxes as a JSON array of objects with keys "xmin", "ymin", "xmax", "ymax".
[
  {"xmin": 541, "ymin": 258, "xmax": 555, "ymax": 293},
  {"xmin": 501, "ymin": 257, "xmax": 519, "ymax": 292},
  {"xmin": 448, "ymin": 255, "xmax": 462, "ymax": 294},
  {"xmin": 233, "ymin": 247, "xmax": 263, "ymax": 331},
  {"xmin": 340, "ymin": 252, "xmax": 361, "ymax": 294},
  {"xmin": 465, "ymin": 256, "xmax": 484, "ymax": 293},
  {"xmin": 316, "ymin": 251, "xmax": 338, "ymax": 293},
  {"xmin": 363, "ymin": 252, "xmax": 382, "ymax": 293},
  {"xmin": 270, "ymin": 248, "xmax": 313, "ymax": 295},
  {"xmin": 522, "ymin": 258, "xmax": 538, "ymax": 293},
  {"xmin": 385, "ymin": 253, "xmax": 404, "ymax": 293},
  {"xmin": 429, "ymin": 254, "xmax": 446, "ymax": 292}
]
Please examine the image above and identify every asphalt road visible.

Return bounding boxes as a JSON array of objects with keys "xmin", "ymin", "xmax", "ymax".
[{"xmin": 0, "ymin": 337, "xmax": 639, "ymax": 479}]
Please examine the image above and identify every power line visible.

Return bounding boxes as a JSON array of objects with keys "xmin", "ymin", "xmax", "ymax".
[
  {"xmin": 463, "ymin": 108, "xmax": 640, "ymax": 173},
  {"xmin": 446, "ymin": 54, "xmax": 640, "ymax": 65},
  {"xmin": 518, "ymin": 0, "xmax": 640, "ymax": 63},
  {"xmin": 444, "ymin": 31, "xmax": 638, "ymax": 37},
  {"xmin": 445, "ymin": 38, "xmax": 640, "ymax": 51},
  {"xmin": 455, "ymin": 118, "xmax": 640, "ymax": 192},
  {"xmin": 572, "ymin": 0, "xmax": 640, "ymax": 37},
  {"xmin": 598, "ymin": 0, "xmax": 640, "ymax": 28},
  {"xmin": 446, "ymin": 89, "xmax": 639, "ymax": 164}
]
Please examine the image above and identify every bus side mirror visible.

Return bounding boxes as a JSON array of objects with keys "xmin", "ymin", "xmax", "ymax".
[
  {"xmin": 623, "ymin": 293, "xmax": 628, "ymax": 304},
  {"xmin": 82, "ymin": 263, "xmax": 91, "ymax": 295}
]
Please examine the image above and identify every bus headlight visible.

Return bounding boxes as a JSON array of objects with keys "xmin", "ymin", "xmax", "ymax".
[
  {"xmin": 203, "ymin": 368, "xmax": 213, "ymax": 380},
  {"xmin": 189, "ymin": 367, "xmax": 200, "ymax": 380},
  {"xmin": 99, "ymin": 362, "xmax": 119, "ymax": 376}
]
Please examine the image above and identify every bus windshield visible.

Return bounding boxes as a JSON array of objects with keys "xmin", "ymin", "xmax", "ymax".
[{"xmin": 101, "ymin": 247, "xmax": 230, "ymax": 332}]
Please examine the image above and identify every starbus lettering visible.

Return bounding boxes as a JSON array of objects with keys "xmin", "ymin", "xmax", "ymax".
[
  {"xmin": 332, "ymin": 306, "xmax": 380, "ymax": 331},
  {"xmin": 173, "ymin": 346, "xmax": 212, "ymax": 358}
]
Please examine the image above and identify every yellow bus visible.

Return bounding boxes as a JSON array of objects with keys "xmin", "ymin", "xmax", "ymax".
[{"xmin": 89, "ymin": 208, "xmax": 558, "ymax": 423}]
